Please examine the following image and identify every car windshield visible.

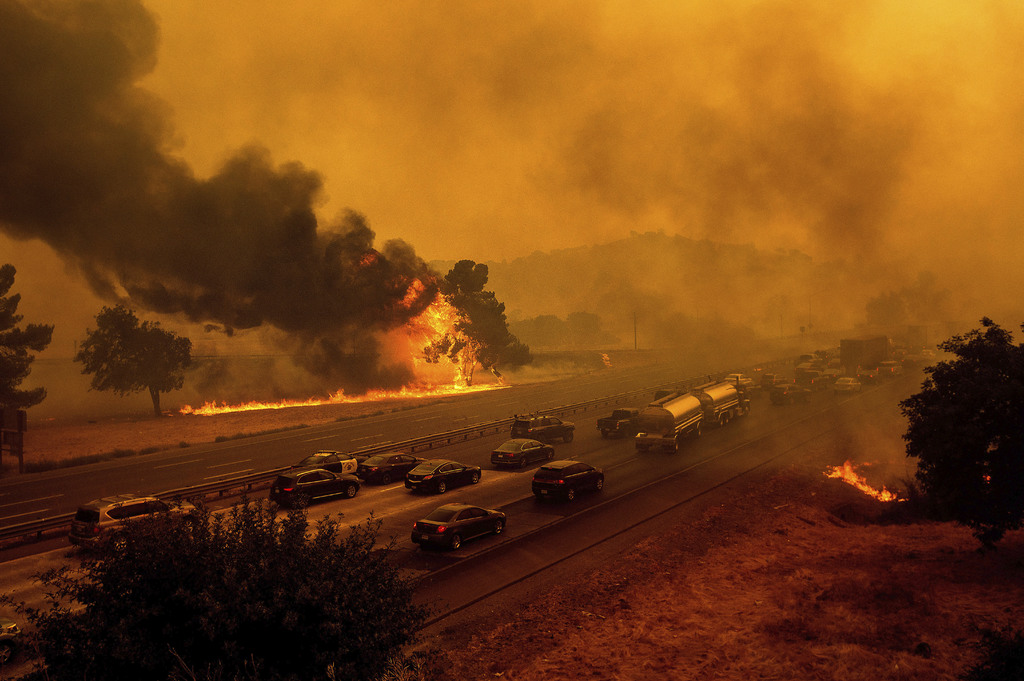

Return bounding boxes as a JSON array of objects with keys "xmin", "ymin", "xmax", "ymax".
[
  {"xmin": 424, "ymin": 507, "xmax": 460, "ymax": 522},
  {"xmin": 298, "ymin": 455, "xmax": 327, "ymax": 465},
  {"xmin": 74, "ymin": 508, "xmax": 100, "ymax": 522},
  {"xmin": 496, "ymin": 441, "xmax": 523, "ymax": 452},
  {"xmin": 410, "ymin": 462, "xmax": 440, "ymax": 474},
  {"xmin": 533, "ymin": 467, "xmax": 564, "ymax": 480},
  {"xmin": 362, "ymin": 455, "xmax": 386, "ymax": 466}
]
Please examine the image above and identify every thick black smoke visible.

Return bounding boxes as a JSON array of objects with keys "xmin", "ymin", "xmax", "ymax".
[{"xmin": 0, "ymin": 0, "xmax": 437, "ymax": 392}]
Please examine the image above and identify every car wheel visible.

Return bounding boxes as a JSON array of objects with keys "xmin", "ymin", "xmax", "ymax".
[
  {"xmin": 380, "ymin": 472, "xmax": 392, "ymax": 485},
  {"xmin": 0, "ymin": 641, "xmax": 13, "ymax": 664},
  {"xmin": 343, "ymin": 483, "xmax": 358, "ymax": 499},
  {"xmin": 566, "ymin": 488, "xmax": 576, "ymax": 501},
  {"xmin": 449, "ymin": 533, "xmax": 462, "ymax": 550},
  {"xmin": 470, "ymin": 470, "xmax": 481, "ymax": 484},
  {"xmin": 564, "ymin": 430, "xmax": 574, "ymax": 442},
  {"xmin": 436, "ymin": 480, "xmax": 447, "ymax": 494},
  {"xmin": 493, "ymin": 519, "xmax": 504, "ymax": 535},
  {"xmin": 595, "ymin": 477, "xmax": 604, "ymax": 492}
]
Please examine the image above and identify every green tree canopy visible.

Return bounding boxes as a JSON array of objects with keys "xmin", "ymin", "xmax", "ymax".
[
  {"xmin": 900, "ymin": 318, "xmax": 1024, "ymax": 547},
  {"xmin": 8, "ymin": 502, "xmax": 426, "ymax": 681},
  {"xmin": 0, "ymin": 264, "xmax": 54, "ymax": 409},
  {"xmin": 75, "ymin": 304, "xmax": 192, "ymax": 417},
  {"xmin": 425, "ymin": 260, "xmax": 530, "ymax": 382}
]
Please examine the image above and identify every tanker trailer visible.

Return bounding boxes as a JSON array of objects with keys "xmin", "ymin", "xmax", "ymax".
[
  {"xmin": 693, "ymin": 381, "xmax": 750, "ymax": 427},
  {"xmin": 634, "ymin": 391, "xmax": 704, "ymax": 453}
]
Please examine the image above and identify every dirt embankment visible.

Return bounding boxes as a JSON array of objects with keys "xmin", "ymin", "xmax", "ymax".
[{"xmin": 418, "ymin": 469, "xmax": 1023, "ymax": 681}]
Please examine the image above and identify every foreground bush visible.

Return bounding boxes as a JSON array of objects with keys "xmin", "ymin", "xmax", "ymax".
[{"xmin": 9, "ymin": 501, "xmax": 426, "ymax": 681}]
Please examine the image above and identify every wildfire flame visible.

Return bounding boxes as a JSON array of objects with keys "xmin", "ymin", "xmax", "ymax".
[
  {"xmin": 824, "ymin": 460, "xmax": 905, "ymax": 502},
  {"xmin": 180, "ymin": 281, "xmax": 500, "ymax": 416},
  {"xmin": 180, "ymin": 382, "xmax": 500, "ymax": 416}
]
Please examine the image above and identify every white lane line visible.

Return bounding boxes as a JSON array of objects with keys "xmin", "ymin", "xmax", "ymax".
[
  {"xmin": 203, "ymin": 469, "xmax": 254, "ymax": 481},
  {"xmin": 301, "ymin": 434, "xmax": 346, "ymax": 443},
  {"xmin": 204, "ymin": 458, "xmax": 250, "ymax": 471},
  {"xmin": 0, "ymin": 494, "xmax": 63, "ymax": 509},
  {"xmin": 414, "ymin": 415, "xmax": 442, "ymax": 422},
  {"xmin": 0, "ymin": 508, "xmax": 51, "ymax": 522},
  {"xmin": 154, "ymin": 459, "xmax": 203, "ymax": 469},
  {"xmin": 351, "ymin": 434, "xmax": 384, "ymax": 442}
]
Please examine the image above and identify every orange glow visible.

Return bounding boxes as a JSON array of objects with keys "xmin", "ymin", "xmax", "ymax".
[
  {"xmin": 180, "ymin": 382, "xmax": 501, "ymax": 416},
  {"xmin": 824, "ymin": 460, "xmax": 905, "ymax": 502},
  {"xmin": 180, "ymin": 292, "xmax": 497, "ymax": 416}
]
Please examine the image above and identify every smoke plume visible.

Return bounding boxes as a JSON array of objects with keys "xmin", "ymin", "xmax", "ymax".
[{"xmin": 0, "ymin": 0, "xmax": 437, "ymax": 392}]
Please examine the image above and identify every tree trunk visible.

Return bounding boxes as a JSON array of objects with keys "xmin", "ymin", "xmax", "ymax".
[{"xmin": 149, "ymin": 386, "xmax": 162, "ymax": 417}]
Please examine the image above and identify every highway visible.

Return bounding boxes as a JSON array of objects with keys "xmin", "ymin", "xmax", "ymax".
[{"xmin": 0, "ymin": 355, "xmax": 774, "ymax": 529}]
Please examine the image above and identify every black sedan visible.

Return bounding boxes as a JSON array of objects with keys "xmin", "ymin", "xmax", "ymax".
[
  {"xmin": 411, "ymin": 503, "xmax": 506, "ymax": 550},
  {"xmin": 532, "ymin": 460, "xmax": 604, "ymax": 501},
  {"xmin": 269, "ymin": 469, "xmax": 360, "ymax": 508},
  {"xmin": 405, "ymin": 459, "xmax": 482, "ymax": 494},
  {"xmin": 490, "ymin": 439, "xmax": 554, "ymax": 469},
  {"xmin": 357, "ymin": 452, "xmax": 425, "ymax": 484}
]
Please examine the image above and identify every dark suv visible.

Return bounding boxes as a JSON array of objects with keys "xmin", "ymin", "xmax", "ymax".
[
  {"xmin": 0, "ymin": 616, "xmax": 20, "ymax": 665},
  {"xmin": 69, "ymin": 495, "xmax": 195, "ymax": 547},
  {"xmin": 511, "ymin": 414, "xmax": 575, "ymax": 443},
  {"xmin": 532, "ymin": 460, "xmax": 604, "ymax": 501}
]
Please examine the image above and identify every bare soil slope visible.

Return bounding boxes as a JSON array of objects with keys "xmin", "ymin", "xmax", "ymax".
[{"xmin": 420, "ymin": 469, "xmax": 1023, "ymax": 681}]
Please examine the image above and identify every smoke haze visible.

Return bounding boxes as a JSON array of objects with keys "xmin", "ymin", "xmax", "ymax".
[{"xmin": 2, "ymin": 0, "xmax": 1023, "ymax": 408}]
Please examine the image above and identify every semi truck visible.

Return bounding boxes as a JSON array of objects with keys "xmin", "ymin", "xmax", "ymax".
[
  {"xmin": 635, "ymin": 382, "xmax": 749, "ymax": 452},
  {"xmin": 694, "ymin": 381, "xmax": 750, "ymax": 425},
  {"xmin": 840, "ymin": 336, "xmax": 890, "ymax": 374},
  {"xmin": 634, "ymin": 391, "xmax": 703, "ymax": 452}
]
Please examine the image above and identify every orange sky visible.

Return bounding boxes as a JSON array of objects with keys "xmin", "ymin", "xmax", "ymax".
[{"xmin": 3, "ymin": 0, "xmax": 1024, "ymax": 358}]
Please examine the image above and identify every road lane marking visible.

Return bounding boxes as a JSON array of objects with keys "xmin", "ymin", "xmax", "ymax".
[
  {"xmin": 203, "ymin": 469, "xmax": 254, "ymax": 481},
  {"xmin": 351, "ymin": 434, "xmax": 384, "ymax": 442},
  {"xmin": 0, "ymin": 508, "xmax": 51, "ymax": 522},
  {"xmin": 154, "ymin": 459, "xmax": 202, "ymax": 469},
  {"xmin": 206, "ymin": 459, "xmax": 252, "ymax": 469},
  {"xmin": 0, "ymin": 494, "xmax": 63, "ymax": 509},
  {"xmin": 414, "ymin": 415, "xmax": 442, "ymax": 422}
]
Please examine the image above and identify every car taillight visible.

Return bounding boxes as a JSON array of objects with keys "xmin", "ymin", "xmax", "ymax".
[
  {"xmin": 436, "ymin": 525, "xmax": 447, "ymax": 533},
  {"xmin": 369, "ymin": 467, "xmax": 379, "ymax": 472},
  {"xmin": 556, "ymin": 479, "xmax": 565, "ymax": 485},
  {"xmin": 422, "ymin": 474, "xmax": 433, "ymax": 480},
  {"xmin": 282, "ymin": 486, "xmax": 294, "ymax": 492},
  {"xmin": 91, "ymin": 526, "xmax": 102, "ymax": 536}
]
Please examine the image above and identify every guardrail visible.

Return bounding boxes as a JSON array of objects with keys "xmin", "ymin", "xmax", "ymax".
[{"xmin": 0, "ymin": 361, "xmax": 788, "ymax": 548}]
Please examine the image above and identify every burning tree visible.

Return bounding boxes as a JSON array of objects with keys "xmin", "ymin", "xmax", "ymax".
[
  {"xmin": 422, "ymin": 260, "xmax": 530, "ymax": 384},
  {"xmin": 75, "ymin": 305, "xmax": 192, "ymax": 417},
  {"xmin": 0, "ymin": 264, "xmax": 53, "ymax": 409},
  {"xmin": 900, "ymin": 318, "xmax": 1024, "ymax": 547}
]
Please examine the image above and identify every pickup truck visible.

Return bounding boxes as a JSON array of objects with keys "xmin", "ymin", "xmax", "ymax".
[{"xmin": 597, "ymin": 408, "xmax": 641, "ymax": 438}]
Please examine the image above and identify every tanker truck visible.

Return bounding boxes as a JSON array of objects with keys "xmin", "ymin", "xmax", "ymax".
[
  {"xmin": 634, "ymin": 391, "xmax": 704, "ymax": 453},
  {"xmin": 693, "ymin": 380, "xmax": 750, "ymax": 426},
  {"xmin": 635, "ymin": 381, "xmax": 750, "ymax": 453}
]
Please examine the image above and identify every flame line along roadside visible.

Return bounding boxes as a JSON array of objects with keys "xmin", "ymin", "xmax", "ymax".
[
  {"xmin": 179, "ymin": 383, "xmax": 508, "ymax": 417},
  {"xmin": 824, "ymin": 460, "xmax": 905, "ymax": 502}
]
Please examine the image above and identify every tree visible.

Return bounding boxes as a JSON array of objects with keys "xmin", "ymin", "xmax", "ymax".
[
  {"xmin": 424, "ymin": 260, "xmax": 531, "ymax": 383},
  {"xmin": 0, "ymin": 264, "xmax": 54, "ymax": 409},
  {"xmin": 6, "ymin": 501, "xmax": 426, "ymax": 681},
  {"xmin": 899, "ymin": 318, "xmax": 1024, "ymax": 547},
  {"xmin": 75, "ymin": 305, "xmax": 192, "ymax": 417}
]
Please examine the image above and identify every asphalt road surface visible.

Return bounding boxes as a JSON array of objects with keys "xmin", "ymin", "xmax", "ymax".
[{"xmin": 0, "ymin": 367, "xmax": 919, "ymax": 677}]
